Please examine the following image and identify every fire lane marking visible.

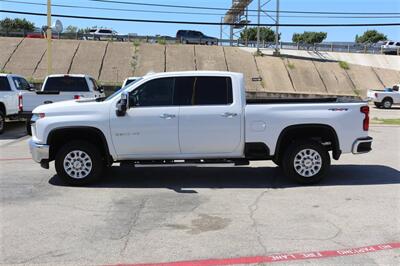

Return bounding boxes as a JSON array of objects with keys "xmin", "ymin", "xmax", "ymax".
[{"xmin": 110, "ymin": 242, "xmax": 400, "ymax": 266}]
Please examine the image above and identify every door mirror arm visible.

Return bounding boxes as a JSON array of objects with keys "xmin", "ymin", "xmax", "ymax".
[{"xmin": 116, "ymin": 92, "xmax": 129, "ymax": 116}]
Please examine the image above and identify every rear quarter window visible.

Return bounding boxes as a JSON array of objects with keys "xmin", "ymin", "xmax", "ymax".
[
  {"xmin": 0, "ymin": 77, "xmax": 11, "ymax": 91},
  {"xmin": 43, "ymin": 77, "xmax": 89, "ymax": 92}
]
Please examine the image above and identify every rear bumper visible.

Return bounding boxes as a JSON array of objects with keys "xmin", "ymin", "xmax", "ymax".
[
  {"xmin": 29, "ymin": 139, "xmax": 49, "ymax": 168},
  {"xmin": 352, "ymin": 137, "xmax": 373, "ymax": 154}
]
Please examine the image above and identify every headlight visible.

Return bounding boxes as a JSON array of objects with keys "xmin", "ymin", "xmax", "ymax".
[{"xmin": 31, "ymin": 113, "xmax": 45, "ymax": 124}]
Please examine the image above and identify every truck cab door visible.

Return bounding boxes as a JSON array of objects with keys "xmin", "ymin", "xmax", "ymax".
[
  {"xmin": 109, "ymin": 77, "xmax": 180, "ymax": 158},
  {"xmin": 176, "ymin": 76, "xmax": 243, "ymax": 156}
]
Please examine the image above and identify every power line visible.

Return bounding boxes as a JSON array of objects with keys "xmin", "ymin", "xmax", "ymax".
[
  {"xmin": 1, "ymin": 0, "xmax": 400, "ymax": 19},
  {"xmin": 1, "ymin": 9, "xmax": 400, "ymax": 27},
  {"xmin": 88, "ymin": 0, "xmax": 400, "ymax": 15}
]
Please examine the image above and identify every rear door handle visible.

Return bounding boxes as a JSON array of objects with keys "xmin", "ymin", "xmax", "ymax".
[
  {"xmin": 221, "ymin": 112, "xmax": 238, "ymax": 118},
  {"xmin": 160, "ymin": 113, "xmax": 176, "ymax": 119}
]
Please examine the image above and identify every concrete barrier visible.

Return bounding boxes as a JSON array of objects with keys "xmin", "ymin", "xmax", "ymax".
[
  {"xmin": 0, "ymin": 37, "xmax": 23, "ymax": 70},
  {"xmin": 166, "ymin": 45, "xmax": 195, "ymax": 71},
  {"xmin": 3, "ymin": 38, "xmax": 46, "ymax": 77},
  {"xmin": 345, "ymin": 64, "xmax": 384, "ymax": 96},
  {"xmin": 99, "ymin": 42, "xmax": 133, "ymax": 83},
  {"xmin": 313, "ymin": 61, "xmax": 355, "ymax": 95},
  {"xmin": 372, "ymin": 67, "xmax": 400, "ymax": 87},
  {"xmin": 195, "ymin": 45, "xmax": 227, "ymax": 71},
  {"xmin": 69, "ymin": 41, "xmax": 107, "ymax": 79},
  {"xmin": 134, "ymin": 43, "xmax": 165, "ymax": 76},
  {"xmin": 255, "ymin": 56, "xmax": 295, "ymax": 93},
  {"xmin": 224, "ymin": 47, "xmax": 262, "ymax": 92},
  {"xmin": 283, "ymin": 57, "xmax": 327, "ymax": 94},
  {"xmin": 33, "ymin": 39, "xmax": 80, "ymax": 80}
]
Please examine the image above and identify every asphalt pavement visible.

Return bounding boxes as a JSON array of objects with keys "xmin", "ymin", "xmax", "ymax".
[{"xmin": 0, "ymin": 121, "xmax": 399, "ymax": 266}]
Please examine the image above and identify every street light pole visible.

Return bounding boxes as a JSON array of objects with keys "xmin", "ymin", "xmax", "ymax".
[
  {"xmin": 274, "ymin": 0, "xmax": 280, "ymax": 55},
  {"xmin": 47, "ymin": 0, "xmax": 52, "ymax": 75},
  {"xmin": 256, "ymin": 0, "xmax": 260, "ymax": 53}
]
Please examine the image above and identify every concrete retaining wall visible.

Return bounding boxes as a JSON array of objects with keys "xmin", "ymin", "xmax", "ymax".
[
  {"xmin": 372, "ymin": 67, "xmax": 400, "ymax": 87},
  {"xmin": 3, "ymin": 38, "xmax": 46, "ymax": 77},
  {"xmin": 312, "ymin": 61, "xmax": 355, "ymax": 95},
  {"xmin": 0, "ymin": 37, "xmax": 23, "ymax": 70},
  {"xmin": 99, "ymin": 42, "xmax": 133, "ymax": 83},
  {"xmin": 166, "ymin": 45, "xmax": 195, "ymax": 72},
  {"xmin": 33, "ymin": 39, "xmax": 80, "ymax": 79},
  {"xmin": 195, "ymin": 45, "xmax": 227, "ymax": 71},
  {"xmin": 69, "ymin": 41, "xmax": 107, "ymax": 79},
  {"xmin": 345, "ymin": 64, "xmax": 384, "ymax": 96},
  {"xmin": 134, "ymin": 44, "xmax": 165, "ymax": 76}
]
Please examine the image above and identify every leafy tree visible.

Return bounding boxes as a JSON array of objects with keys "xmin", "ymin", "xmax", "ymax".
[
  {"xmin": 65, "ymin": 25, "xmax": 78, "ymax": 33},
  {"xmin": 0, "ymin": 17, "xmax": 35, "ymax": 32},
  {"xmin": 240, "ymin": 27, "xmax": 279, "ymax": 42},
  {"xmin": 292, "ymin": 31, "xmax": 327, "ymax": 44},
  {"xmin": 355, "ymin": 30, "xmax": 387, "ymax": 43}
]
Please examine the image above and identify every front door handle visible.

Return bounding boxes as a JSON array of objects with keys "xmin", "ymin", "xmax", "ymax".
[
  {"xmin": 221, "ymin": 112, "xmax": 238, "ymax": 118},
  {"xmin": 160, "ymin": 113, "xmax": 176, "ymax": 119}
]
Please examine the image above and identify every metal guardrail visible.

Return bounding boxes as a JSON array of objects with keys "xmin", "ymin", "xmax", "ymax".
[{"xmin": 0, "ymin": 31, "xmax": 399, "ymax": 55}]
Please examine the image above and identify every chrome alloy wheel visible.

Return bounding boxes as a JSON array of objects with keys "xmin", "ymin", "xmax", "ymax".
[
  {"xmin": 63, "ymin": 150, "xmax": 93, "ymax": 179},
  {"xmin": 293, "ymin": 148, "xmax": 322, "ymax": 177}
]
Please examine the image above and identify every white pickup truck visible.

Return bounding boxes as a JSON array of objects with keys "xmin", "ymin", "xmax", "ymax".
[
  {"xmin": 20, "ymin": 74, "xmax": 105, "ymax": 116},
  {"xmin": 367, "ymin": 84, "xmax": 400, "ymax": 109},
  {"xmin": 29, "ymin": 71, "xmax": 373, "ymax": 185},
  {"xmin": 0, "ymin": 74, "xmax": 31, "ymax": 134}
]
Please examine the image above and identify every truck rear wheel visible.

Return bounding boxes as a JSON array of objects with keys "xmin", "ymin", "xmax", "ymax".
[
  {"xmin": 282, "ymin": 140, "xmax": 330, "ymax": 184},
  {"xmin": 382, "ymin": 98, "xmax": 393, "ymax": 109},
  {"xmin": 0, "ymin": 110, "xmax": 4, "ymax": 134},
  {"xmin": 55, "ymin": 140, "xmax": 104, "ymax": 186}
]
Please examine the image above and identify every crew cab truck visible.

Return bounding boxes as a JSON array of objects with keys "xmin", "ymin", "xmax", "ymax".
[
  {"xmin": 368, "ymin": 84, "xmax": 400, "ymax": 109},
  {"xmin": 29, "ymin": 71, "xmax": 373, "ymax": 186},
  {"xmin": 0, "ymin": 74, "xmax": 31, "ymax": 134},
  {"xmin": 20, "ymin": 74, "xmax": 105, "ymax": 133}
]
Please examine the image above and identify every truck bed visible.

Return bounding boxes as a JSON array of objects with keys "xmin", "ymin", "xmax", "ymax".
[{"xmin": 247, "ymin": 97, "xmax": 339, "ymax": 104}]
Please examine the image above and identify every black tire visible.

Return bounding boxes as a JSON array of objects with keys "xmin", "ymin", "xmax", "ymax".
[
  {"xmin": 26, "ymin": 116, "xmax": 32, "ymax": 135},
  {"xmin": 374, "ymin": 102, "xmax": 382, "ymax": 108},
  {"xmin": 382, "ymin": 98, "xmax": 393, "ymax": 109},
  {"xmin": 281, "ymin": 140, "xmax": 330, "ymax": 184},
  {"xmin": 55, "ymin": 140, "xmax": 104, "ymax": 186},
  {"xmin": 0, "ymin": 110, "xmax": 5, "ymax": 134}
]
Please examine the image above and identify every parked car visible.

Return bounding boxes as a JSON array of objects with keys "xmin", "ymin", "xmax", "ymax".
[
  {"xmin": 0, "ymin": 74, "xmax": 31, "ymax": 134},
  {"xmin": 29, "ymin": 71, "xmax": 372, "ymax": 186},
  {"xmin": 381, "ymin": 41, "xmax": 400, "ymax": 55},
  {"xmin": 20, "ymin": 74, "xmax": 105, "ymax": 134},
  {"xmin": 368, "ymin": 84, "xmax": 400, "ymax": 108},
  {"xmin": 121, "ymin": 77, "xmax": 141, "ymax": 88},
  {"xmin": 84, "ymin": 28, "xmax": 122, "ymax": 41},
  {"xmin": 176, "ymin": 30, "xmax": 218, "ymax": 45}
]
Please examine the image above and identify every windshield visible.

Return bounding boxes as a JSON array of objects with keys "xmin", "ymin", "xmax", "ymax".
[{"xmin": 105, "ymin": 77, "xmax": 143, "ymax": 101}]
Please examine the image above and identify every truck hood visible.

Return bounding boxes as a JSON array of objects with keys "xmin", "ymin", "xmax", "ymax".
[{"xmin": 32, "ymin": 99, "xmax": 107, "ymax": 115}]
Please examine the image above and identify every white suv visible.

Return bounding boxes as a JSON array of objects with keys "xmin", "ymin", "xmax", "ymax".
[
  {"xmin": 84, "ymin": 28, "xmax": 122, "ymax": 41},
  {"xmin": 381, "ymin": 41, "xmax": 400, "ymax": 55}
]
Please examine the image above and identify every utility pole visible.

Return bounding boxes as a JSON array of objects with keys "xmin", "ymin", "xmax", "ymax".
[
  {"xmin": 256, "ymin": 0, "xmax": 260, "ymax": 53},
  {"xmin": 47, "ymin": 0, "xmax": 52, "ymax": 75},
  {"xmin": 274, "ymin": 0, "xmax": 280, "ymax": 55},
  {"xmin": 220, "ymin": 17, "xmax": 223, "ymax": 46}
]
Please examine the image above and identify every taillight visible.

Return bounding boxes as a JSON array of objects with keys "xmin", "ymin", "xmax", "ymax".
[
  {"xmin": 360, "ymin": 106, "xmax": 369, "ymax": 131},
  {"xmin": 374, "ymin": 92, "xmax": 378, "ymax": 98},
  {"xmin": 18, "ymin": 94, "xmax": 23, "ymax": 112},
  {"xmin": 74, "ymin": 95, "xmax": 80, "ymax": 100}
]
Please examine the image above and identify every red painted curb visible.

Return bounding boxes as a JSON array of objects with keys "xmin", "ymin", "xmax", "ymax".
[{"xmin": 110, "ymin": 242, "xmax": 400, "ymax": 266}]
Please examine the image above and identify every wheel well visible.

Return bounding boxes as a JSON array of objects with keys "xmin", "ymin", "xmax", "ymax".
[
  {"xmin": 275, "ymin": 124, "xmax": 341, "ymax": 161},
  {"xmin": 0, "ymin": 102, "xmax": 5, "ymax": 115},
  {"xmin": 382, "ymin": 97, "xmax": 393, "ymax": 103},
  {"xmin": 47, "ymin": 127, "xmax": 112, "ymax": 164}
]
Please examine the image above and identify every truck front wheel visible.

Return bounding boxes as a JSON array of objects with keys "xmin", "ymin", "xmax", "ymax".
[
  {"xmin": 282, "ymin": 140, "xmax": 330, "ymax": 184},
  {"xmin": 382, "ymin": 98, "xmax": 393, "ymax": 109},
  {"xmin": 55, "ymin": 140, "xmax": 104, "ymax": 186}
]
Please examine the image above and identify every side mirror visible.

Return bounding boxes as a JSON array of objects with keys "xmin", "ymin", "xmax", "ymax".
[
  {"xmin": 98, "ymin": 86, "xmax": 104, "ymax": 93},
  {"xmin": 29, "ymin": 83, "xmax": 35, "ymax": 91},
  {"xmin": 116, "ymin": 92, "xmax": 129, "ymax": 116}
]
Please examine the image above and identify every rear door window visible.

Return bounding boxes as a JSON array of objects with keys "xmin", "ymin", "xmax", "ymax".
[
  {"xmin": 175, "ymin": 76, "xmax": 233, "ymax": 106},
  {"xmin": 43, "ymin": 77, "xmax": 89, "ymax": 92},
  {"xmin": 12, "ymin": 77, "xmax": 30, "ymax": 90},
  {"xmin": 0, "ymin": 77, "xmax": 11, "ymax": 91}
]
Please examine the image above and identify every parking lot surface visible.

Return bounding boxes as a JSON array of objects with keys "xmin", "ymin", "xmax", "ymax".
[{"xmin": 0, "ymin": 122, "xmax": 399, "ymax": 265}]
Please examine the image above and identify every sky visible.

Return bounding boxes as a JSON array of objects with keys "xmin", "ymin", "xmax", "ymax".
[{"xmin": 0, "ymin": 0, "xmax": 399, "ymax": 42}]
